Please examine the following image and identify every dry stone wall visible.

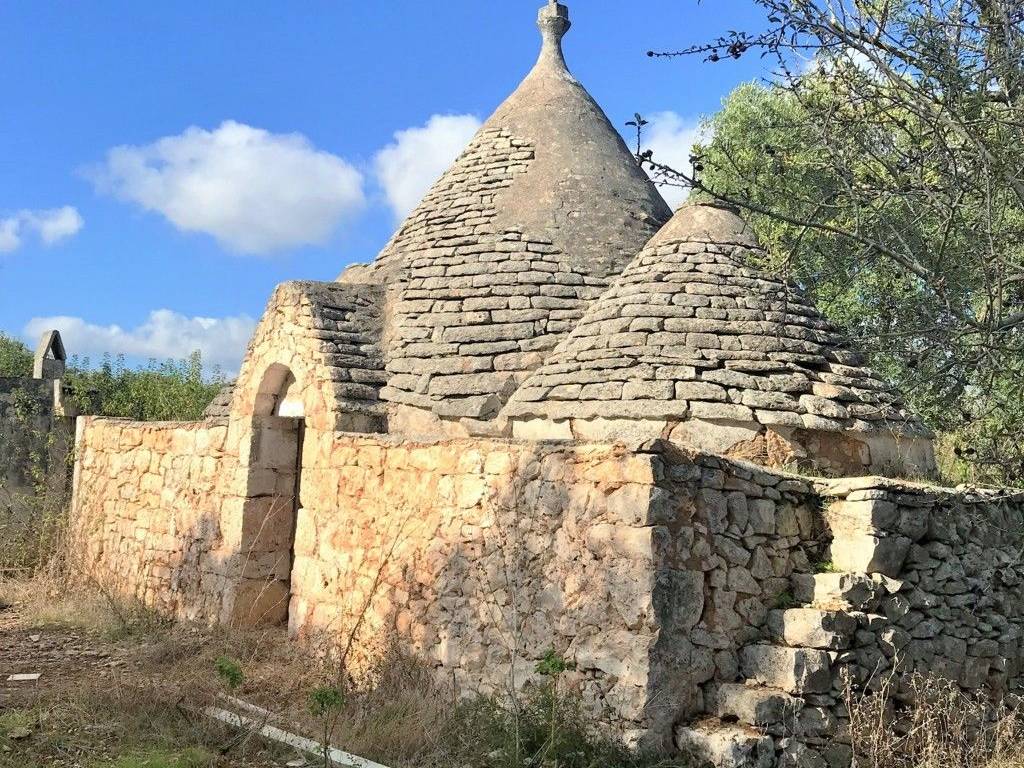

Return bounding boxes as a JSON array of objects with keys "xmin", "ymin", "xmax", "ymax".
[
  {"xmin": 816, "ymin": 478, "xmax": 1024, "ymax": 715},
  {"xmin": 289, "ymin": 434, "xmax": 666, "ymax": 741},
  {"xmin": 69, "ymin": 416, "xmax": 243, "ymax": 621},
  {"xmin": 70, "ymin": 419, "xmax": 1024, "ymax": 764},
  {"xmin": 503, "ymin": 206, "xmax": 934, "ymax": 478},
  {"xmin": 677, "ymin": 476, "xmax": 1024, "ymax": 768},
  {"xmin": 375, "ymin": 127, "xmax": 612, "ymax": 426},
  {"xmin": 285, "ymin": 435, "xmax": 831, "ymax": 750}
]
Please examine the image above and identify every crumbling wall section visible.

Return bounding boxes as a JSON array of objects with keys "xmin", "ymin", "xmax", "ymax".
[
  {"xmin": 69, "ymin": 416, "xmax": 243, "ymax": 621},
  {"xmin": 675, "ymin": 475, "xmax": 1024, "ymax": 768},
  {"xmin": 817, "ymin": 477, "xmax": 1024, "ymax": 706},
  {"xmin": 0, "ymin": 377, "xmax": 71, "ymax": 563}
]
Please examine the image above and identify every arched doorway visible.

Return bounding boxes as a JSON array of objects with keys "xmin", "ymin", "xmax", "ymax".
[{"xmin": 233, "ymin": 364, "xmax": 305, "ymax": 627}]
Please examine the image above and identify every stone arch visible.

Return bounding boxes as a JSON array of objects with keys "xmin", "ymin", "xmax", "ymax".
[
  {"xmin": 231, "ymin": 363, "xmax": 306, "ymax": 627},
  {"xmin": 253, "ymin": 362, "xmax": 305, "ymax": 419},
  {"xmin": 33, "ymin": 329, "xmax": 66, "ymax": 380}
]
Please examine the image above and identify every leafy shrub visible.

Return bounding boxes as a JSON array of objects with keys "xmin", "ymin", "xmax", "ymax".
[
  {"xmin": 66, "ymin": 351, "xmax": 224, "ymax": 422},
  {"xmin": 0, "ymin": 333, "xmax": 32, "ymax": 377}
]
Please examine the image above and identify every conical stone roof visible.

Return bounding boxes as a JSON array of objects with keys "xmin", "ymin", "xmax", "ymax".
[
  {"xmin": 504, "ymin": 201, "xmax": 934, "ymax": 475},
  {"xmin": 367, "ymin": 2, "xmax": 672, "ymax": 427}
]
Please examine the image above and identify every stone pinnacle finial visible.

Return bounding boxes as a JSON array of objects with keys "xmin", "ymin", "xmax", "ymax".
[{"xmin": 537, "ymin": 1, "xmax": 571, "ymax": 69}]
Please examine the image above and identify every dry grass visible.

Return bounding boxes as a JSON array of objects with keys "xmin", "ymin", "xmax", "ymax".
[
  {"xmin": 1, "ymin": 576, "xmax": 682, "ymax": 768},
  {"xmin": 849, "ymin": 673, "xmax": 1024, "ymax": 768}
]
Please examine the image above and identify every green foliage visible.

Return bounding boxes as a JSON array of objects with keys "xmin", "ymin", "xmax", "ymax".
[
  {"xmin": 0, "ymin": 382, "xmax": 72, "ymax": 576},
  {"xmin": 441, "ymin": 684, "xmax": 680, "ymax": 768},
  {"xmin": 0, "ymin": 333, "xmax": 32, "ymax": 377},
  {"xmin": 773, "ymin": 590, "xmax": 798, "ymax": 609},
  {"xmin": 696, "ymin": 78, "xmax": 1024, "ymax": 485},
  {"xmin": 813, "ymin": 560, "xmax": 838, "ymax": 574},
  {"xmin": 535, "ymin": 648, "xmax": 575, "ymax": 677},
  {"xmin": 213, "ymin": 656, "xmax": 243, "ymax": 690},
  {"xmin": 66, "ymin": 351, "xmax": 224, "ymax": 422},
  {"xmin": 308, "ymin": 685, "xmax": 345, "ymax": 717}
]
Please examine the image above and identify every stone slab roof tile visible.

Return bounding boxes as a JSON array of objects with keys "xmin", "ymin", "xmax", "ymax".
[
  {"xmin": 343, "ymin": 2, "xmax": 672, "ymax": 425},
  {"xmin": 504, "ymin": 201, "xmax": 931, "ymax": 439}
]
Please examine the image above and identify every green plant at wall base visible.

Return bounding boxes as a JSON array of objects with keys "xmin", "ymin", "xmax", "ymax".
[
  {"xmin": 308, "ymin": 685, "xmax": 345, "ymax": 717},
  {"xmin": 213, "ymin": 656, "xmax": 244, "ymax": 690},
  {"xmin": 442, "ymin": 684, "xmax": 675, "ymax": 768},
  {"xmin": 309, "ymin": 685, "xmax": 346, "ymax": 768},
  {"xmin": 535, "ymin": 648, "xmax": 575, "ymax": 678}
]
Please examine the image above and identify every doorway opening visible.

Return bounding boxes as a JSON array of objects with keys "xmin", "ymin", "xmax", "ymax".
[{"xmin": 234, "ymin": 364, "xmax": 305, "ymax": 627}]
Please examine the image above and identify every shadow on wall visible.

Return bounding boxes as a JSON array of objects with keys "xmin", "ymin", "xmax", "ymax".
[{"xmin": 279, "ymin": 437, "xmax": 831, "ymax": 750}]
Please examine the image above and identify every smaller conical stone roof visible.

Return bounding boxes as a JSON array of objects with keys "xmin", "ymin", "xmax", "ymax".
[{"xmin": 504, "ymin": 201, "xmax": 933, "ymax": 474}]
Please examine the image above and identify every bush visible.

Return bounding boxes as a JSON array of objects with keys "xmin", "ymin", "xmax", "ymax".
[
  {"xmin": 0, "ymin": 333, "xmax": 32, "ymax": 377},
  {"xmin": 66, "ymin": 351, "xmax": 224, "ymax": 422}
]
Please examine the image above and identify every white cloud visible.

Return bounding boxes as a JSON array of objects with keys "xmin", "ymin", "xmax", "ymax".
[
  {"xmin": 89, "ymin": 120, "xmax": 365, "ymax": 255},
  {"xmin": 24, "ymin": 309, "xmax": 256, "ymax": 374},
  {"xmin": 374, "ymin": 114, "xmax": 481, "ymax": 221},
  {"xmin": 0, "ymin": 206, "xmax": 83, "ymax": 253},
  {"xmin": 639, "ymin": 111, "xmax": 708, "ymax": 210},
  {"xmin": 0, "ymin": 218, "xmax": 20, "ymax": 253}
]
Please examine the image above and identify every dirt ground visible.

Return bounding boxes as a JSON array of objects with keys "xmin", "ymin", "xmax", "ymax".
[{"xmin": 0, "ymin": 583, "xmax": 333, "ymax": 768}]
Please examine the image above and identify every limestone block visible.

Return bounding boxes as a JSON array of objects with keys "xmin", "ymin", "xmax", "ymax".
[
  {"xmin": 716, "ymin": 682, "xmax": 803, "ymax": 726},
  {"xmin": 653, "ymin": 569, "xmax": 705, "ymax": 633},
  {"xmin": 239, "ymin": 496, "xmax": 297, "ymax": 553},
  {"xmin": 740, "ymin": 645, "xmax": 832, "ymax": 694},
  {"xmin": 768, "ymin": 609, "xmax": 856, "ymax": 650},
  {"xmin": 670, "ymin": 419, "xmax": 761, "ymax": 455},
  {"xmin": 675, "ymin": 723, "xmax": 774, "ymax": 768},
  {"xmin": 792, "ymin": 572, "xmax": 882, "ymax": 610},
  {"xmin": 229, "ymin": 578, "xmax": 289, "ymax": 627},
  {"xmin": 830, "ymin": 533, "xmax": 911, "ymax": 578}
]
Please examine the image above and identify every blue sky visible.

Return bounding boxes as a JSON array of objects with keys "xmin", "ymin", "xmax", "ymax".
[{"xmin": 0, "ymin": 0, "xmax": 772, "ymax": 374}]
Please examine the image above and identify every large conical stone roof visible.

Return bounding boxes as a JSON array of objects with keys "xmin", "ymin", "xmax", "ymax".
[
  {"xmin": 366, "ymin": 2, "xmax": 672, "ymax": 428},
  {"xmin": 504, "ymin": 201, "xmax": 934, "ymax": 475}
]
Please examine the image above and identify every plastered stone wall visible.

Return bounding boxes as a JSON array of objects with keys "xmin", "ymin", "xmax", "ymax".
[{"xmin": 69, "ymin": 416, "xmax": 243, "ymax": 621}]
